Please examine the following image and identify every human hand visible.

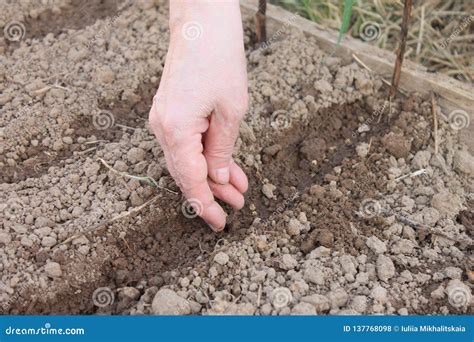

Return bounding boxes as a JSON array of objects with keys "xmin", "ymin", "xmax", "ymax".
[{"xmin": 149, "ymin": 0, "xmax": 249, "ymax": 231}]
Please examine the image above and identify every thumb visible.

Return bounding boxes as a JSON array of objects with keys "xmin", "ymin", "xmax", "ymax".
[{"xmin": 204, "ymin": 104, "xmax": 245, "ymax": 185}]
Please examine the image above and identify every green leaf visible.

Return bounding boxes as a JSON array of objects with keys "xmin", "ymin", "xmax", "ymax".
[
  {"xmin": 336, "ymin": 0, "xmax": 355, "ymax": 48},
  {"xmin": 321, "ymin": 0, "xmax": 355, "ymax": 64}
]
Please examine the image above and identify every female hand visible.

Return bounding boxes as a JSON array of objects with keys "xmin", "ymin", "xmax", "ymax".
[{"xmin": 149, "ymin": 0, "xmax": 249, "ymax": 231}]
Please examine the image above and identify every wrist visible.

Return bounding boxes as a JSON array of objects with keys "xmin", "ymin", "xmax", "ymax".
[{"xmin": 169, "ymin": 0, "xmax": 241, "ymax": 39}]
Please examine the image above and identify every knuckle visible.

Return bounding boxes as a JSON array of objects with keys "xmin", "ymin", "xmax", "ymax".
[
  {"xmin": 205, "ymin": 144, "xmax": 233, "ymax": 160},
  {"xmin": 148, "ymin": 110, "xmax": 181, "ymax": 147},
  {"xmin": 240, "ymin": 93, "xmax": 249, "ymax": 113},
  {"xmin": 158, "ymin": 115, "xmax": 181, "ymax": 142},
  {"xmin": 148, "ymin": 112, "xmax": 161, "ymax": 131},
  {"xmin": 237, "ymin": 95, "xmax": 248, "ymax": 114},
  {"xmin": 232, "ymin": 95, "xmax": 249, "ymax": 122},
  {"xmin": 234, "ymin": 108, "xmax": 246, "ymax": 122},
  {"xmin": 219, "ymin": 91, "xmax": 248, "ymax": 124},
  {"xmin": 148, "ymin": 100, "xmax": 166, "ymax": 132},
  {"xmin": 160, "ymin": 116, "xmax": 178, "ymax": 134},
  {"xmin": 227, "ymin": 104, "xmax": 246, "ymax": 125}
]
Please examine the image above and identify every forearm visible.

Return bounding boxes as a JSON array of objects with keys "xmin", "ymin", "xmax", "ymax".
[{"xmin": 169, "ymin": 0, "xmax": 242, "ymax": 39}]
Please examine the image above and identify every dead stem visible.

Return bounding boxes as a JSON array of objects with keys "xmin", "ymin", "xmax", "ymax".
[
  {"xmin": 431, "ymin": 92, "xmax": 439, "ymax": 155},
  {"xmin": 394, "ymin": 169, "xmax": 427, "ymax": 182},
  {"xmin": 367, "ymin": 137, "xmax": 373, "ymax": 154},
  {"xmin": 98, "ymin": 157, "xmax": 178, "ymax": 195},
  {"xmin": 76, "ymin": 147, "xmax": 97, "ymax": 155},
  {"xmin": 116, "ymin": 124, "xmax": 137, "ymax": 131},
  {"xmin": 389, "ymin": 0, "xmax": 413, "ymax": 99},
  {"xmin": 57, "ymin": 195, "xmax": 160, "ymax": 246},
  {"xmin": 83, "ymin": 140, "xmax": 108, "ymax": 145},
  {"xmin": 393, "ymin": 212, "xmax": 471, "ymax": 245},
  {"xmin": 415, "ymin": 4, "xmax": 425, "ymax": 58},
  {"xmin": 256, "ymin": 0, "xmax": 267, "ymax": 45},
  {"xmin": 352, "ymin": 53, "xmax": 407, "ymax": 96},
  {"xmin": 257, "ymin": 284, "xmax": 262, "ymax": 307}
]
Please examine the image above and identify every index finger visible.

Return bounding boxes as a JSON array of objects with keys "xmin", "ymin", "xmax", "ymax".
[{"xmin": 166, "ymin": 128, "xmax": 228, "ymax": 231}]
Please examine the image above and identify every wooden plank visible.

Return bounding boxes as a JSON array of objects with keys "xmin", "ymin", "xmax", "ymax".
[{"xmin": 240, "ymin": 0, "xmax": 473, "ymax": 151}]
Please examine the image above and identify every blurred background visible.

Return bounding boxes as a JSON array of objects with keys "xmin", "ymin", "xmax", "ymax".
[{"xmin": 270, "ymin": 0, "xmax": 473, "ymax": 83}]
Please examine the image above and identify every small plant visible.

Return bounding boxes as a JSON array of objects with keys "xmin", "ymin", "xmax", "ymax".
[
  {"xmin": 389, "ymin": 0, "xmax": 413, "ymax": 99},
  {"xmin": 256, "ymin": 0, "xmax": 268, "ymax": 44},
  {"xmin": 333, "ymin": 0, "xmax": 413, "ymax": 99},
  {"xmin": 335, "ymin": 0, "xmax": 356, "ymax": 49},
  {"xmin": 98, "ymin": 158, "xmax": 177, "ymax": 194}
]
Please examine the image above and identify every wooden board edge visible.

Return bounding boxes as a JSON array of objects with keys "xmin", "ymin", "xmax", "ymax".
[{"xmin": 240, "ymin": 0, "xmax": 473, "ymax": 151}]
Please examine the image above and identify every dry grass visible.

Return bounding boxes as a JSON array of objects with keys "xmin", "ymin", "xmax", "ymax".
[{"xmin": 271, "ymin": 0, "xmax": 473, "ymax": 82}]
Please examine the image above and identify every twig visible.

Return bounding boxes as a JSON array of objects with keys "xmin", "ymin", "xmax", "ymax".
[
  {"xmin": 415, "ymin": 4, "xmax": 425, "ymax": 57},
  {"xmin": 116, "ymin": 124, "xmax": 137, "ymax": 131},
  {"xmin": 84, "ymin": 140, "xmax": 108, "ymax": 145},
  {"xmin": 352, "ymin": 53, "xmax": 407, "ymax": 96},
  {"xmin": 76, "ymin": 147, "xmax": 97, "ymax": 155},
  {"xmin": 393, "ymin": 212, "xmax": 471, "ymax": 245},
  {"xmin": 98, "ymin": 158, "xmax": 177, "ymax": 195},
  {"xmin": 120, "ymin": 235, "xmax": 134, "ymax": 253},
  {"xmin": 389, "ymin": 0, "xmax": 413, "ymax": 99},
  {"xmin": 40, "ymin": 71, "xmax": 74, "ymax": 82},
  {"xmin": 33, "ymin": 83, "xmax": 70, "ymax": 95},
  {"xmin": 394, "ymin": 168, "xmax": 427, "ymax": 182},
  {"xmin": 255, "ymin": 0, "xmax": 267, "ymax": 45},
  {"xmin": 198, "ymin": 240, "xmax": 209, "ymax": 254},
  {"xmin": 52, "ymin": 84, "xmax": 71, "ymax": 92},
  {"xmin": 431, "ymin": 92, "xmax": 439, "ymax": 155},
  {"xmin": 213, "ymin": 239, "xmax": 225, "ymax": 253},
  {"xmin": 362, "ymin": 208, "xmax": 472, "ymax": 245},
  {"xmin": 257, "ymin": 284, "xmax": 262, "ymax": 307},
  {"xmin": 58, "ymin": 195, "xmax": 160, "ymax": 246},
  {"xmin": 367, "ymin": 137, "xmax": 373, "ymax": 154}
]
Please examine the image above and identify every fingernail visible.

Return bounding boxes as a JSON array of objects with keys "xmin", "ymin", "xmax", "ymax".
[
  {"xmin": 206, "ymin": 221, "xmax": 224, "ymax": 232},
  {"xmin": 215, "ymin": 167, "xmax": 229, "ymax": 184}
]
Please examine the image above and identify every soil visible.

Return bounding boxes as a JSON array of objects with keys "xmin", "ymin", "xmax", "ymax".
[{"xmin": 1, "ymin": 0, "xmax": 473, "ymax": 316}]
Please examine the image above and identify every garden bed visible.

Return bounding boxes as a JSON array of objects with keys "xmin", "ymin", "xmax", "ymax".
[{"xmin": 0, "ymin": 0, "xmax": 472, "ymax": 315}]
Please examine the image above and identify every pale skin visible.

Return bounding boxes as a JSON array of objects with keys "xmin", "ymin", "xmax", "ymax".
[{"xmin": 149, "ymin": 0, "xmax": 248, "ymax": 231}]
